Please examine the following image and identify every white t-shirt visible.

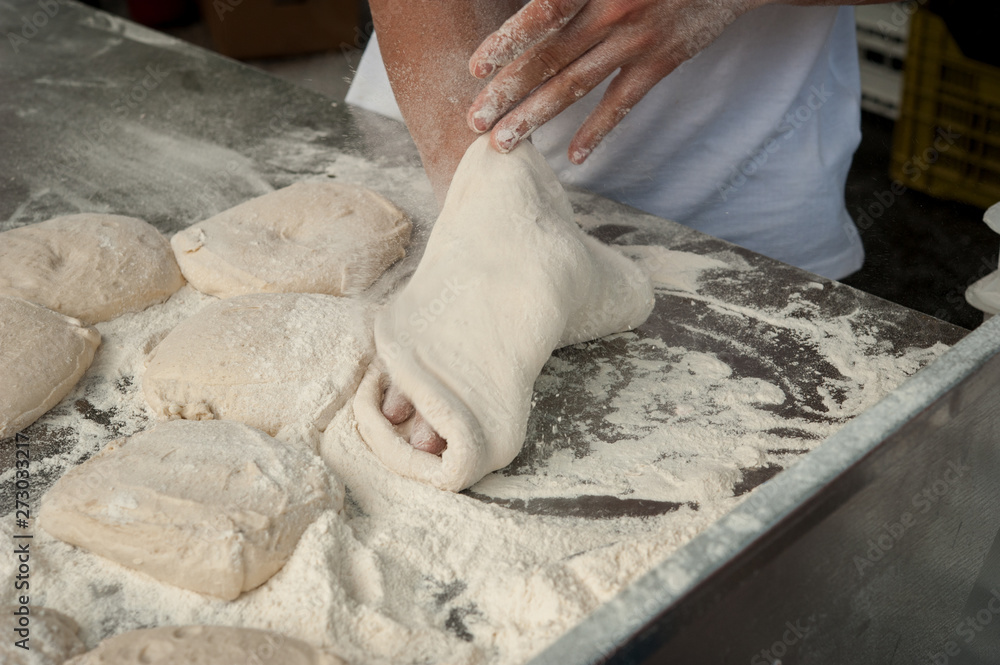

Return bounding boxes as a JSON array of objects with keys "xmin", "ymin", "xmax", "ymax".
[{"xmin": 346, "ymin": 5, "xmax": 864, "ymax": 280}]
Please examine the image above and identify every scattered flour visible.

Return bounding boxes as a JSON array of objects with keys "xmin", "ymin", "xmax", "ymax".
[{"xmin": 0, "ymin": 196, "xmax": 951, "ymax": 663}]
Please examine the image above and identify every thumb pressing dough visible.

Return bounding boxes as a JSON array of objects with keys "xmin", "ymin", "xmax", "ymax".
[
  {"xmin": 143, "ymin": 292, "xmax": 372, "ymax": 440},
  {"xmin": 0, "ymin": 214, "xmax": 184, "ymax": 325},
  {"xmin": 0, "ymin": 296, "xmax": 101, "ymax": 440},
  {"xmin": 39, "ymin": 420, "xmax": 339, "ymax": 601},
  {"xmin": 64, "ymin": 625, "xmax": 346, "ymax": 664},
  {"xmin": 171, "ymin": 182, "xmax": 411, "ymax": 299},
  {"xmin": 353, "ymin": 135, "xmax": 654, "ymax": 491}
]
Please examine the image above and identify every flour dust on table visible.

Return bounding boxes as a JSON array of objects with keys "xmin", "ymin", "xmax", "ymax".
[{"xmin": 0, "ymin": 143, "xmax": 952, "ymax": 665}]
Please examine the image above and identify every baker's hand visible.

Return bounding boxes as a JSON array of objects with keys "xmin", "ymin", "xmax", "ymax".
[{"xmin": 467, "ymin": 0, "xmax": 760, "ymax": 163}]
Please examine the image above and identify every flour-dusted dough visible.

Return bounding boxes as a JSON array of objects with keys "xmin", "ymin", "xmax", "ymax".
[
  {"xmin": 0, "ymin": 296, "xmax": 101, "ymax": 440},
  {"xmin": 0, "ymin": 214, "xmax": 184, "ymax": 325},
  {"xmin": 143, "ymin": 293, "xmax": 372, "ymax": 439},
  {"xmin": 171, "ymin": 182, "xmax": 411, "ymax": 299},
  {"xmin": 39, "ymin": 420, "xmax": 339, "ymax": 600},
  {"xmin": 64, "ymin": 625, "xmax": 346, "ymax": 664},
  {"xmin": 0, "ymin": 606, "xmax": 86, "ymax": 665},
  {"xmin": 353, "ymin": 135, "xmax": 654, "ymax": 491}
]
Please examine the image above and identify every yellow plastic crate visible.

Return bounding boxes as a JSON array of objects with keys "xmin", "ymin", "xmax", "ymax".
[{"xmin": 890, "ymin": 9, "xmax": 1000, "ymax": 209}]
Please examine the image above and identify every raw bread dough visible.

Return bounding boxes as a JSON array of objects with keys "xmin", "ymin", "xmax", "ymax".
[
  {"xmin": 143, "ymin": 293, "xmax": 372, "ymax": 439},
  {"xmin": 171, "ymin": 182, "xmax": 411, "ymax": 299},
  {"xmin": 353, "ymin": 135, "xmax": 654, "ymax": 491},
  {"xmin": 64, "ymin": 625, "xmax": 346, "ymax": 664},
  {"xmin": 0, "ymin": 214, "xmax": 184, "ymax": 325},
  {"xmin": 39, "ymin": 419, "xmax": 339, "ymax": 600},
  {"xmin": 0, "ymin": 296, "xmax": 101, "ymax": 440},
  {"xmin": 0, "ymin": 605, "xmax": 86, "ymax": 665}
]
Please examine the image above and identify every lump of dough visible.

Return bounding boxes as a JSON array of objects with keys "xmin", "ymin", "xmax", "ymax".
[
  {"xmin": 39, "ymin": 420, "xmax": 340, "ymax": 601},
  {"xmin": 0, "ymin": 605, "xmax": 86, "ymax": 665},
  {"xmin": 354, "ymin": 135, "xmax": 653, "ymax": 491},
  {"xmin": 64, "ymin": 625, "xmax": 346, "ymax": 664},
  {"xmin": 171, "ymin": 182, "xmax": 411, "ymax": 299},
  {"xmin": 0, "ymin": 296, "xmax": 101, "ymax": 440},
  {"xmin": 0, "ymin": 214, "xmax": 185, "ymax": 325},
  {"xmin": 143, "ymin": 292, "xmax": 372, "ymax": 438}
]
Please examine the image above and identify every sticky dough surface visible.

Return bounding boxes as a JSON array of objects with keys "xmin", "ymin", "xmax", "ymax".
[
  {"xmin": 171, "ymin": 182, "xmax": 411, "ymax": 299},
  {"xmin": 0, "ymin": 213, "xmax": 184, "ymax": 325}
]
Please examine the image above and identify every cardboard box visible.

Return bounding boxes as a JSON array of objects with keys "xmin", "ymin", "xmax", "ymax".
[{"xmin": 200, "ymin": 0, "xmax": 359, "ymax": 60}]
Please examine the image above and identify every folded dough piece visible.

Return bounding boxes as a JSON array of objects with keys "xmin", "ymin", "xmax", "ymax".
[
  {"xmin": 171, "ymin": 182, "xmax": 411, "ymax": 298},
  {"xmin": 64, "ymin": 625, "xmax": 345, "ymax": 664},
  {"xmin": 0, "ymin": 296, "xmax": 101, "ymax": 440},
  {"xmin": 39, "ymin": 420, "xmax": 338, "ymax": 600},
  {"xmin": 0, "ymin": 214, "xmax": 184, "ymax": 325},
  {"xmin": 353, "ymin": 135, "xmax": 654, "ymax": 491}
]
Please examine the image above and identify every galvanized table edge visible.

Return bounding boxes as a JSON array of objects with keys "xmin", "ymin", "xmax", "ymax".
[{"xmin": 530, "ymin": 314, "xmax": 1000, "ymax": 664}]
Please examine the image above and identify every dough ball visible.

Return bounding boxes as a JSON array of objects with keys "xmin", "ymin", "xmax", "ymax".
[
  {"xmin": 39, "ymin": 420, "xmax": 340, "ymax": 601},
  {"xmin": 172, "ymin": 182, "xmax": 411, "ymax": 299},
  {"xmin": 0, "ymin": 296, "xmax": 101, "ymax": 440},
  {"xmin": 64, "ymin": 625, "xmax": 346, "ymax": 664},
  {"xmin": 0, "ymin": 605, "xmax": 86, "ymax": 665},
  {"xmin": 143, "ymin": 293, "xmax": 372, "ymax": 438},
  {"xmin": 0, "ymin": 214, "xmax": 185, "ymax": 325}
]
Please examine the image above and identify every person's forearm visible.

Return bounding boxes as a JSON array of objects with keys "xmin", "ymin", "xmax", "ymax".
[{"xmin": 370, "ymin": 0, "xmax": 520, "ymax": 205}]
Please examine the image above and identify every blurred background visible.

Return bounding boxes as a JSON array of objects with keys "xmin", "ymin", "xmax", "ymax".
[{"xmin": 80, "ymin": 0, "xmax": 1000, "ymax": 330}]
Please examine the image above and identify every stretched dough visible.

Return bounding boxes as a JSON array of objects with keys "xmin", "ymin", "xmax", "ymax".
[
  {"xmin": 171, "ymin": 182, "xmax": 411, "ymax": 299},
  {"xmin": 39, "ymin": 420, "xmax": 339, "ymax": 600},
  {"xmin": 0, "ymin": 214, "xmax": 184, "ymax": 325},
  {"xmin": 353, "ymin": 135, "xmax": 654, "ymax": 491},
  {"xmin": 0, "ymin": 605, "xmax": 86, "ymax": 665},
  {"xmin": 0, "ymin": 296, "xmax": 101, "ymax": 440},
  {"xmin": 64, "ymin": 625, "xmax": 346, "ymax": 664},
  {"xmin": 143, "ymin": 293, "xmax": 372, "ymax": 439}
]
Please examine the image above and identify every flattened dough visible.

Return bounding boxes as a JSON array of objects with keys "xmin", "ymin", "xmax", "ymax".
[
  {"xmin": 39, "ymin": 420, "xmax": 339, "ymax": 600},
  {"xmin": 0, "ymin": 296, "xmax": 101, "ymax": 440},
  {"xmin": 143, "ymin": 293, "xmax": 372, "ymax": 438},
  {"xmin": 354, "ymin": 135, "xmax": 654, "ymax": 491},
  {"xmin": 171, "ymin": 182, "xmax": 411, "ymax": 298},
  {"xmin": 65, "ymin": 625, "xmax": 346, "ymax": 664},
  {"xmin": 0, "ymin": 214, "xmax": 184, "ymax": 325},
  {"xmin": 0, "ymin": 606, "xmax": 86, "ymax": 665}
]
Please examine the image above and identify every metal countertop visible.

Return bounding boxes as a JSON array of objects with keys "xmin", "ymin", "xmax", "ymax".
[{"xmin": 3, "ymin": 2, "xmax": 997, "ymax": 662}]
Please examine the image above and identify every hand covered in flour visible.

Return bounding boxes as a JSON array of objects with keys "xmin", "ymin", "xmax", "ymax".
[
  {"xmin": 381, "ymin": 384, "xmax": 448, "ymax": 455},
  {"xmin": 466, "ymin": 0, "xmax": 761, "ymax": 163}
]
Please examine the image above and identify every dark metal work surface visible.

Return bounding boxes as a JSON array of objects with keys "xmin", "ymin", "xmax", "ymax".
[
  {"xmin": 533, "ymin": 316, "xmax": 1000, "ymax": 664},
  {"xmin": 1, "ymin": 1, "xmax": 997, "ymax": 662}
]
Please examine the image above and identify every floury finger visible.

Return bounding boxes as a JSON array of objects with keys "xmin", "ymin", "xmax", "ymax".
[{"xmin": 468, "ymin": 0, "xmax": 590, "ymax": 77}]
